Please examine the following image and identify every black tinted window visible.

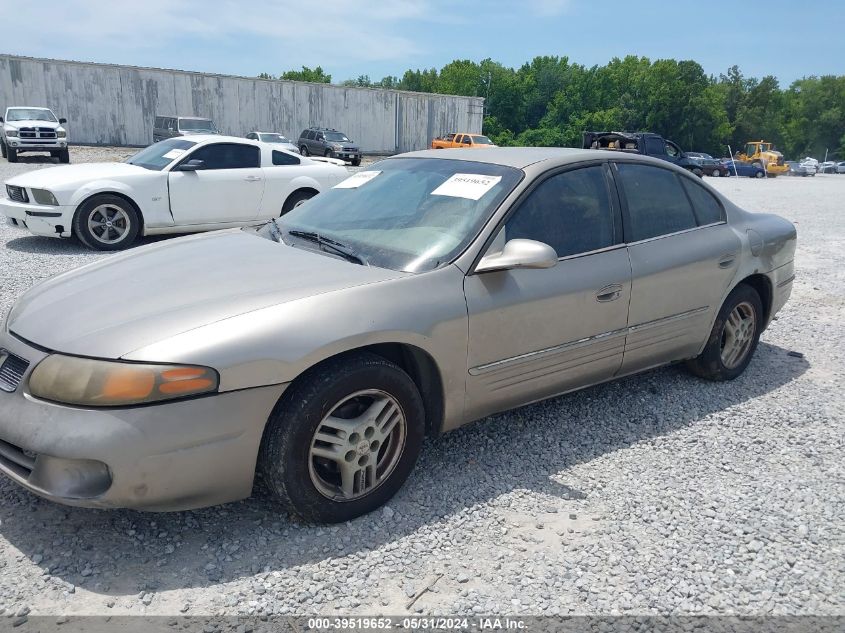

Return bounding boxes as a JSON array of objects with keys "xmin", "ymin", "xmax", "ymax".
[
  {"xmin": 617, "ymin": 163, "xmax": 697, "ymax": 241},
  {"xmin": 306, "ymin": 130, "xmax": 316, "ymax": 140},
  {"xmin": 645, "ymin": 137, "xmax": 665, "ymax": 155},
  {"xmin": 272, "ymin": 150, "xmax": 300, "ymax": 165},
  {"xmin": 505, "ymin": 166, "xmax": 615, "ymax": 258},
  {"xmin": 187, "ymin": 143, "xmax": 260, "ymax": 170},
  {"xmin": 680, "ymin": 178, "xmax": 724, "ymax": 225}
]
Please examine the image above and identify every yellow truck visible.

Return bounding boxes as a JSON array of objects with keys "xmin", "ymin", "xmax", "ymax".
[{"xmin": 735, "ymin": 141, "xmax": 788, "ymax": 177}]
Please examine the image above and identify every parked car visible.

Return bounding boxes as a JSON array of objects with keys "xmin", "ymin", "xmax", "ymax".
[
  {"xmin": 246, "ymin": 132, "xmax": 299, "ymax": 154},
  {"xmin": 298, "ymin": 127, "xmax": 361, "ymax": 165},
  {"xmin": 0, "ymin": 107, "xmax": 69, "ymax": 163},
  {"xmin": 1, "ymin": 136, "xmax": 346, "ymax": 250},
  {"xmin": 722, "ymin": 159, "xmax": 766, "ymax": 178},
  {"xmin": 0, "ymin": 148, "xmax": 796, "ymax": 522},
  {"xmin": 431, "ymin": 133, "xmax": 496, "ymax": 149},
  {"xmin": 799, "ymin": 157, "xmax": 819, "ymax": 174},
  {"xmin": 686, "ymin": 152, "xmax": 727, "ymax": 177},
  {"xmin": 153, "ymin": 116, "xmax": 219, "ymax": 142},
  {"xmin": 818, "ymin": 161, "xmax": 836, "ymax": 174},
  {"xmin": 583, "ymin": 131, "xmax": 704, "ymax": 176},
  {"xmin": 785, "ymin": 161, "xmax": 814, "ymax": 177},
  {"xmin": 836, "ymin": 161, "xmax": 845, "ymax": 174}
]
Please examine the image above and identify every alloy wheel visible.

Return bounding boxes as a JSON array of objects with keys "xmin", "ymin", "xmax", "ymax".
[
  {"xmin": 87, "ymin": 204, "xmax": 130, "ymax": 245},
  {"xmin": 720, "ymin": 301, "xmax": 756, "ymax": 369}
]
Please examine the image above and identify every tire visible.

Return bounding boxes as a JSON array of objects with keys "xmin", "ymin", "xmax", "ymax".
[
  {"xmin": 711, "ymin": 168, "xmax": 722, "ymax": 177},
  {"xmin": 59, "ymin": 149, "xmax": 70, "ymax": 164},
  {"xmin": 7, "ymin": 146, "xmax": 17, "ymax": 163},
  {"xmin": 685, "ymin": 284, "xmax": 763, "ymax": 381},
  {"xmin": 324, "ymin": 149, "xmax": 333, "ymax": 158},
  {"xmin": 259, "ymin": 352, "xmax": 425, "ymax": 523},
  {"xmin": 73, "ymin": 194, "xmax": 141, "ymax": 251},
  {"xmin": 50, "ymin": 150, "xmax": 60, "ymax": 158},
  {"xmin": 300, "ymin": 145, "xmax": 309, "ymax": 156},
  {"xmin": 692, "ymin": 167, "xmax": 704, "ymax": 178},
  {"xmin": 754, "ymin": 170, "xmax": 765, "ymax": 178},
  {"xmin": 351, "ymin": 158, "xmax": 361, "ymax": 167},
  {"xmin": 1, "ymin": 141, "xmax": 6, "ymax": 158},
  {"xmin": 281, "ymin": 189, "xmax": 316, "ymax": 215}
]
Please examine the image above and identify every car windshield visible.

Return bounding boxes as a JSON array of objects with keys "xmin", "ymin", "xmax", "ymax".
[
  {"xmin": 125, "ymin": 139, "xmax": 197, "ymax": 171},
  {"xmin": 470, "ymin": 135, "xmax": 493, "ymax": 145},
  {"xmin": 180, "ymin": 119, "xmax": 217, "ymax": 132},
  {"xmin": 273, "ymin": 157, "xmax": 522, "ymax": 273},
  {"xmin": 259, "ymin": 133, "xmax": 290, "ymax": 143},
  {"xmin": 324, "ymin": 132, "xmax": 350, "ymax": 142},
  {"xmin": 7, "ymin": 108, "xmax": 57, "ymax": 122}
]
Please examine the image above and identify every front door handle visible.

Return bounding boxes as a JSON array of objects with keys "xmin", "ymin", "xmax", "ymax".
[
  {"xmin": 718, "ymin": 253, "xmax": 737, "ymax": 268},
  {"xmin": 596, "ymin": 283, "xmax": 624, "ymax": 302},
  {"xmin": 244, "ymin": 175, "xmax": 262, "ymax": 182}
]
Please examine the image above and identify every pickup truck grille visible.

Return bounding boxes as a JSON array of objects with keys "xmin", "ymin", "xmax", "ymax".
[
  {"xmin": 0, "ymin": 351, "xmax": 29, "ymax": 392},
  {"xmin": 18, "ymin": 127, "xmax": 58, "ymax": 140},
  {"xmin": 5, "ymin": 185, "xmax": 28, "ymax": 203}
]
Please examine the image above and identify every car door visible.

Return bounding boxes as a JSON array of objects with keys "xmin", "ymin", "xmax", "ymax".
[
  {"xmin": 613, "ymin": 161, "xmax": 741, "ymax": 374},
  {"xmin": 464, "ymin": 163, "xmax": 632, "ymax": 421},
  {"xmin": 167, "ymin": 142, "xmax": 265, "ymax": 225}
]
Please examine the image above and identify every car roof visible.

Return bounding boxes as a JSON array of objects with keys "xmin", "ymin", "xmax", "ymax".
[
  {"xmin": 395, "ymin": 147, "xmax": 613, "ymax": 169},
  {"xmin": 7, "ymin": 106, "xmax": 52, "ymax": 110},
  {"xmin": 182, "ymin": 134, "xmax": 259, "ymax": 145}
]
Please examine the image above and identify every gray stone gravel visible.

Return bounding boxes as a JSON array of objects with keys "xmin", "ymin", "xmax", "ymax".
[{"xmin": 0, "ymin": 150, "xmax": 843, "ymax": 617}]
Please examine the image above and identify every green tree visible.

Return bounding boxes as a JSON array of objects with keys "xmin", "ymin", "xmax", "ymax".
[{"xmin": 280, "ymin": 66, "xmax": 332, "ymax": 83}]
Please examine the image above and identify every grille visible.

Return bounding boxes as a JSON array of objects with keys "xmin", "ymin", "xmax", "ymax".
[
  {"xmin": 5, "ymin": 185, "xmax": 28, "ymax": 203},
  {"xmin": 17, "ymin": 127, "xmax": 57, "ymax": 140},
  {"xmin": 0, "ymin": 438, "xmax": 35, "ymax": 478},
  {"xmin": 0, "ymin": 352, "xmax": 29, "ymax": 392}
]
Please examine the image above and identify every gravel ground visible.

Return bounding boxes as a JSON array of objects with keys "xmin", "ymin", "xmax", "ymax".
[{"xmin": 0, "ymin": 149, "xmax": 842, "ymax": 619}]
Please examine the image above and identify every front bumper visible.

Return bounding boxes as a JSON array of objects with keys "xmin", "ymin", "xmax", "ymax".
[
  {"xmin": 6, "ymin": 139, "xmax": 67, "ymax": 152},
  {"xmin": 1, "ymin": 196, "xmax": 74, "ymax": 238},
  {"xmin": 0, "ymin": 331, "xmax": 286, "ymax": 511},
  {"xmin": 328, "ymin": 150, "xmax": 361, "ymax": 161}
]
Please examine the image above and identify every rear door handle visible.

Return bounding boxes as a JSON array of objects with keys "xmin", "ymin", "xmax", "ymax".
[
  {"xmin": 596, "ymin": 283, "xmax": 624, "ymax": 302},
  {"xmin": 718, "ymin": 253, "xmax": 737, "ymax": 268},
  {"xmin": 244, "ymin": 175, "xmax": 262, "ymax": 182}
]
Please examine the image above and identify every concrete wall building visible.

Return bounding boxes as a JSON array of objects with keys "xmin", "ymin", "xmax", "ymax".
[{"xmin": 0, "ymin": 54, "xmax": 484, "ymax": 152}]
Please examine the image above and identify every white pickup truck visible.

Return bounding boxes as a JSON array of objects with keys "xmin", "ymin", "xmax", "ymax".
[
  {"xmin": 1, "ymin": 106, "xmax": 69, "ymax": 163},
  {"xmin": 1, "ymin": 135, "xmax": 348, "ymax": 250}
]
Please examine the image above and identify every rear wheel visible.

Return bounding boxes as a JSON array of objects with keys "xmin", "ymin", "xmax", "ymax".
[
  {"xmin": 73, "ymin": 194, "xmax": 140, "ymax": 251},
  {"xmin": 259, "ymin": 353, "xmax": 425, "ymax": 523},
  {"xmin": 754, "ymin": 170, "xmax": 765, "ymax": 178},
  {"xmin": 711, "ymin": 168, "xmax": 723, "ymax": 177},
  {"xmin": 686, "ymin": 284, "xmax": 763, "ymax": 381},
  {"xmin": 281, "ymin": 189, "xmax": 316, "ymax": 215}
]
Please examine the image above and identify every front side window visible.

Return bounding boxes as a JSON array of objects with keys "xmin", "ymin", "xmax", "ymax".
[
  {"xmin": 665, "ymin": 142, "xmax": 681, "ymax": 158},
  {"xmin": 186, "ymin": 143, "xmax": 260, "ymax": 169},
  {"xmin": 306, "ymin": 130, "xmax": 316, "ymax": 140},
  {"xmin": 260, "ymin": 133, "xmax": 290, "ymax": 143},
  {"xmin": 126, "ymin": 138, "xmax": 197, "ymax": 171},
  {"xmin": 616, "ymin": 163, "xmax": 698, "ymax": 241},
  {"xmin": 680, "ymin": 177, "xmax": 724, "ymax": 225},
  {"xmin": 324, "ymin": 132, "xmax": 350, "ymax": 142},
  {"xmin": 470, "ymin": 135, "xmax": 493, "ymax": 145},
  {"xmin": 274, "ymin": 158, "xmax": 522, "ymax": 272},
  {"xmin": 504, "ymin": 166, "xmax": 615, "ymax": 258}
]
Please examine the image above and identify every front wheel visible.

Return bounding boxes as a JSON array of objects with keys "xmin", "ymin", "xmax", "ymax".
[
  {"xmin": 59, "ymin": 149, "xmax": 70, "ymax": 163},
  {"xmin": 755, "ymin": 170, "xmax": 765, "ymax": 178},
  {"xmin": 73, "ymin": 194, "xmax": 141, "ymax": 251},
  {"xmin": 7, "ymin": 146, "xmax": 17, "ymax": 163},
  {"xmin": 259, "ymin": 353, "xmax": 425, "ymax": 523},
  {"xmin": 351, "ymin": 157, "xmax": 361, "ymax": 167},
  {"xmin": 0, "ymin": 141, "xmax": 6, "ymax": 158},
  {"xmin": 281, "ymin": 189, "xmax": 316, "ymax": 215},
  {"xmin": 685, "ymin": 284, "xmax": 763, "ymax": 381},
  {"xmin": 711, "ymin": 168, "xmax": 723, "ymax": 177},
  {"xmin": 300, "ymin": 145, "xmax": 310, "ymax": 156}
]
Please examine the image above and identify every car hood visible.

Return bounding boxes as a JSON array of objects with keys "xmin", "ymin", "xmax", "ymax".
[
  {"xmin": 6, "ymin": 162, "xmax": 152, "ymax": 190},
  {"xmin": 8, "ymin": 229, "xmax": 405, "ymax": 359},
  {"xmin": 4, "ymin": 119, "xmax": 61, "ymax": 129}
]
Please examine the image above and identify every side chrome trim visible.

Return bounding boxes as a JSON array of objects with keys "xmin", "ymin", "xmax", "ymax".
[
  {"xmin": 469, "ymin": 306, "xmax": 709, "ymax": 376},
  {"xmin": 777, "ymin": 275, "xmax": 795, "ymax": 288},
  {"xmin": 625, "ymin": 221, "xmax": 727, "ymax": 247}
]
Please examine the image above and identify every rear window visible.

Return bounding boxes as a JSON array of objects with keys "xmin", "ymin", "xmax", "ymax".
[
  {"xmin": 272, "ymin": 150, "xmax": 300, "ymax": 166},
  {"xmin": 680, "ymin": 177, "xmax": 724, "ymax": 226},
  {"xmin": 616, "ymin": 163, "xmax": 698, "ymax": 241}
]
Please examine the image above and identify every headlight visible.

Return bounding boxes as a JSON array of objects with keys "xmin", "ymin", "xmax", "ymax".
[
  {"xmin": 56, "ymin": 130, "xmax": 67, "ymax": 138},
  {"xmin": 31, "ymin": 189, "xmax": 59, "ymax": 206},
  {"xmin": 29, "ymin": 355, "xmax": 219, "ymax": 407},
  {"xmin": 332, "ymin": 144, "xmax": 342, "ymax": 150},
  {"xmin": 5, "ymin": 129, "xmax": 18, "ymax": 137}
]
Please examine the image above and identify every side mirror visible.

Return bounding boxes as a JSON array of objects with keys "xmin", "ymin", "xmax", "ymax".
[
  {"xmin": 174, "ymin": 159, "xmax": 205, "ymax": 171},
  {"xmin": 59, "ymin": 118, "xmax": 67, "ymax": 124},
  {"xmin": 475, "ymin": 239, "xmax": 558, "ymax": 273}
]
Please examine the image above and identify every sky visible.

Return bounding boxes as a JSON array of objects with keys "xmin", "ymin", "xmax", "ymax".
[{"xmin": 3, "ymin": 0, "xmax": 843, "ymax": 87}]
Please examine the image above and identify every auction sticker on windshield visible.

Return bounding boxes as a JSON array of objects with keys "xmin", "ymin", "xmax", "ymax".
[
  {"xmin": 162, "ymin": 149, "xmax": 187, "ymax": 160},
  {"xmin": 334, "ymin": 171, "xmax": 382, "ymax": 189},
  {"xmin": 431, "ymin": 174, "xmax": 502, "ymax": 200}
]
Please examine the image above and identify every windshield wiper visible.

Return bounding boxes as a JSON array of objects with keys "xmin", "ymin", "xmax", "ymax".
[
  {"xmin": 267, "ymin": 219, "xmax": 284, "ymax": 243},
  {"xmin": 287, "ymin": 230, "xmax": 367, "ymax": 266}
]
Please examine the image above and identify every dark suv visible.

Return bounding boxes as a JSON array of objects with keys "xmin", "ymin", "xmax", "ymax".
[{"xmin": 298, "ymin": 127, "xmax": 361, "ymax": 165}]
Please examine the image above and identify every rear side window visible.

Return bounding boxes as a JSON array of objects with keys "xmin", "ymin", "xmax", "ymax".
[
  {"xmin": 306, "ymin": 130, "xmax": 316, "ymax": 140},
  {"xmin": 154, "ymin": 117, "xmax": 164, "ymax": 128},
  {"xmin": 616, "ymin": 163, "xmax": 697, "ymax": 241},
  {"xmin": 680, "ymin": 178, "xmax": 724, "ymax": 225},
  {"xmin": 187, "ymin": 143, "xmax": 260, "ymax": 169},
  {"xmin": 504, "ymin": 165, "xmax": 615, "ymax": 258},
  {"xmin": 644, "ymin": 137, "xmax": 665, "ymax": 155},
  {"xmin": 272, "ymin": 150, "xmax": 300, "ymax": 165}
]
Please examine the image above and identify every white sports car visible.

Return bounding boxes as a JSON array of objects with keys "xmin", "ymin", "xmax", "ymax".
[{"xmin": 1, "ymin": 135, "xmax": 348, "ymax": 250}]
